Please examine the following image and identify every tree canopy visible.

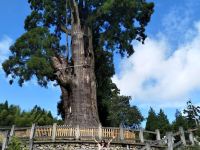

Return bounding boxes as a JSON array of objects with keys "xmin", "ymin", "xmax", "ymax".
[
  {"xmin": 157, "ymin": 109, "xmax": 170, "ymax": 137},
  {"xmin": 184, "ymin": 100, "xmax": 200, "ymax": 128},
  {"xmin": 106, "ymin": 93, "xmax": 144, "ymax": 127},
  {"xmin": 3, "ymin": 0, "xmax": 154, "ymax": 86},
  {"xmin": 172, "ymin": 109, "xmax": 188, "ymax": 131},
  {"xmin": 145, "ymin": 108, "xmax": 170, "ymax": 138},
  {"xmin": 2, "ymin": 0, "xmax": 154, "ymax": 126}
]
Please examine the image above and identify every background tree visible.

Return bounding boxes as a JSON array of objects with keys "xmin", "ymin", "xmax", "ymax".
[
  {"xmin": 2, "ymin": 0, "xmax": 154, "ymax": 127},
  {"xmin": 172, "ymin": 109, "xmax": 188, "ymax": 131},
  {"xmin": 145, "ymin": 107, "xmax": 158, "ymax": 139},
  {"xmin": 145, "ymin": 107, "xmax": 158, "ymax": 131},
  {"xmin": 157, "ymin": 109, "xmax": 171, "ymax": 137},
  {"xmin": 106, "ymin": 90, "xmax": 144, "ymax": 127},
  {"xmin": 184, "ymin": 100, "xmax": 200, "ymax": 128},
  {"xmin": 0, "ymin": 101, "xmax": 56, "ymax": 127},
  {"xmin": 145, "ymin": 108, "xmax": 170, "ymax": 138}
]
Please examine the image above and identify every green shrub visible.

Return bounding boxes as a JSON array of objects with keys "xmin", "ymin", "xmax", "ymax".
[{"xmin": 7, "ymin": 137, "xmax": 28, "ymax": 150}]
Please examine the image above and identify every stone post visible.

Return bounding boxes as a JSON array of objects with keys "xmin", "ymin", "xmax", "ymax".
[
  {"xmin": 52, "ymin": 123, "xmax": 57, "ymax": 142},
  {"xmin": 119, "ymin": 123, "xmax": 124, "ymax": 140},
  {"xmin": 98, "ymin": 124, "xmax": 102, "ymax": 140},
  {"xmin": 179, "ymin": 127, "xmax": 186, "ymax": 146},
  {"xmin": 8, "ymin": 125, "xmax": 15, "ymax": 142},
  {"xmin": 155, "ymin": 129, "xmax": 161, "ymax": 140},
  {"xmin": 29, "ymin": 124, "xmax": 35, "ymax": 150},
  {"xmin": 189, "ymin": 131, "xmax": 195, "ymax": 146},
  {"xmin": 2, "ymin": 131, "xmax": 9, "ymax": 150},
  {"xmin": 146, "ymin": 143, "xmax": 151, "ymax": 150},
  {"xmin": 167, "ymin": 132, "xmax": 173, "ymax": 150},
  {"xmin": 75, "ymin": 125, "xmax": 80, "ymax": 140},
  {"xmin": 139, "ymin": 129, "xmax": 144, "ymax": 143}
]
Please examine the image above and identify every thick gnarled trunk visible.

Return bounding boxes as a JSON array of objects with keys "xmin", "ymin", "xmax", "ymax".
[
  {"xmin": 52, "ymin": 0, "xmax": 100, "ymax": 127},
  {"xmin": 64, "ymin": 25, "xmax": 99, "ymax": 127}
]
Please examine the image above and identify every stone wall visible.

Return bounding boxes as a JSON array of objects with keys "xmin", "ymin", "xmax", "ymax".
[
  {"xmin": 34, "ymin": 143, "xmax": 134, "ymax": 150},
  {"xmin": 32, "ymin": 142, "xmax": 160, "ymax": 150}
]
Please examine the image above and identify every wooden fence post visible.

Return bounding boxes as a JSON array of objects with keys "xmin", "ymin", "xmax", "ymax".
[
  {"xmin": 167, "ymin": 132, "xmax": 173, "ymax": 150},
  {"xmin": 189, "ymin": 131, "xmax": 195, "ymax": 146},
  {"xmin": 98, "ymin": 124, "xmax": 102, "ymax": 140},
  {"xmin": 52, "ymin": 123, "xmax": 57, "ymax": 142},
  {"xmin": 119, "ymin": 123, "xmax": 124, "ymax": 140},
  {"xmin": 8, "ymin": 125, "xmax": 15, "ymax": 142},
  {"xmin": 29, "ymin": 124, "xmax": 35, "ymax": 150},
  {"xmin": 155, "ymin": 129, "xmax": 161, "ymax": 141},
  {"xmin": 75, "ymin": 125, "xmax": 80, "ymax": 140},
  {"xmin": 139, "ymin": 129, "xmax": 144, "ymax": 143},
  {"xmin": 179, "ymin": 127, "xmax": 186, "ymax": 146}
]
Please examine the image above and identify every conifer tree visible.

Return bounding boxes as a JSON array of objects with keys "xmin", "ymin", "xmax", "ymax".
[
  {"xmin": 107, "ymin": 95, "xmax": 144, "ymax": 127},
  {"xmin": 172, "ymin": 109, "xmax": 188, "ymax": 131},
  {"xmin": 0, "ymin": 101, "xmax": 56, "ymax": 127},
  {"xmin": 157, "ymin": 109, "xmax": 170, "ymax": 137},
  {"xmin": 145, "ymin": 107, "xmax": 158, "ymax": 130},
  {"xmin": 184, "ymin": 100, "xmax": 200, "ymax": 128},
  {"xmin": 2, "ymin": 0, "xmax": 154, "ymax": 127},
  {"xmin": 145, "ymin": 107, "xmax": 158, "ymax": 139}
]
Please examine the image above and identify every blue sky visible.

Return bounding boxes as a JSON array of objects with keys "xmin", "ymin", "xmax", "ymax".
[{"xmin": 1, "ymin": 0, "xmax": 200, "ymax": 123}]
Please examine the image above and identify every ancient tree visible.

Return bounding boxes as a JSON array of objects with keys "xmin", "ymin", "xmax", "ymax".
[{"xmin": 2, "ymin": 0, "xmax": 154, "ymax": 127}]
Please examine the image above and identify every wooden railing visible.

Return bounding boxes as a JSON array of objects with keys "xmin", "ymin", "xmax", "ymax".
[
  {"xmin": 0, "ymin": 124, "xmax": 136, "ymax": 142},
  {"xmin": 1, "ymin": 124, "xmax": 199, "ymax": 150}
]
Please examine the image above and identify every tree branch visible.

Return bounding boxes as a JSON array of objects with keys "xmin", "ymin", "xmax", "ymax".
[
  {"xmin": 61, "ymin": 25, "xmax": 71, "ymax": 35},
  {"xmin": 69, "ymin": 0, "xmax": 81, "ymax": 24},
  {"xmin": 51, "ymin": 56, "xmax": 73, "ymax": 87}
]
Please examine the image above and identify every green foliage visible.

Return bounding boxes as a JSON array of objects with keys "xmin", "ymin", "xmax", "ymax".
[
  {"xmin": 157, "ymin": 109, "xmax": 171, "ymax": 137},
  {"xmin": 145, "ymin": 108, "xmax": 170, "ymax": 138},
  {"xmin": 7, "ymin": 137, "xmax": 22, "ymax": 150},
  {"xmin": 172, "ymin": 109, "xmax": 188, "ymax": 131},
  {"xmin": 145, "ymin": 107, "xmax": 158, "ymax": 131},
  {"xmin": 0, "ymin": 101, "xmax": 56, "ymax": 127},
  {"xmin": 3, "ymin": 0, "xmax": 154, "ymax": 86},
  {"xmin": 183, "ymin": 100, "xmax": 200, "ymax": 128},
  {"xmin": 145, "ymin": 107, "xmax": 158, "ymax": 139},
  {"xmin": 2, "ymin": 28, "xmax": 57, "ymax": 87},
  {"xmin": 2, "ymin": 0, "xmax": 154, "ymax": 126},
  {"xmin": 107, "ymin": 94, "xmax": 144, "ymax": 127}
]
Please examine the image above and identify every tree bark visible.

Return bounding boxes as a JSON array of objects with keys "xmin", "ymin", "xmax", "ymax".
[{"xmin": 53, "ymin": 0, "xmax": 100, "ymax": 127}]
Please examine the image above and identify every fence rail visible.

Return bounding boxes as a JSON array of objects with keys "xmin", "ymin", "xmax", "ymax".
[
  {"xmin": 0, "ymin": 124, "xmax": 199, "ymax": 150},
  {"xmin": 0, "ymin": 124, "xmax": 137, "ymax": 141}
]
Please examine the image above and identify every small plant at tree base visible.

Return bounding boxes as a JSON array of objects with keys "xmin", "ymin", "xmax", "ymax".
[{"xmin": 7, "ymin": 137, "xmax": 28, "ymax": 150}]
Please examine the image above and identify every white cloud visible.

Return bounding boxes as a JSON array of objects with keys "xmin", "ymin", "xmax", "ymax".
[
  {"xmin": 0, "ymin": 36, "xmax": 13, "ymax": 69},
  {"xmin": 113, "ymin": 21, "xmax": 200, "ymax": 108}
]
